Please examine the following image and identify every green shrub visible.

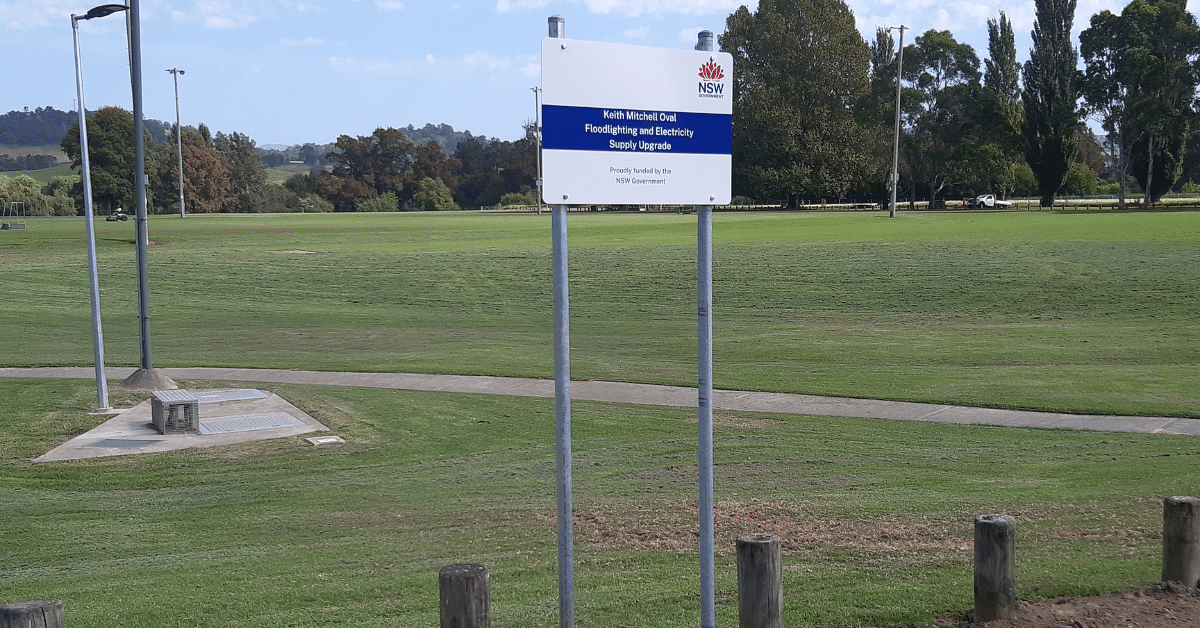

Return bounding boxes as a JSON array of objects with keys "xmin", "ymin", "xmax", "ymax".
[
  {"xmin": 499, "ymin": 191, "xmax": 536, "ymax": 207},
  {"xmin": 356, "ymin": 192, "xmax": 399, "ymax": 212},
  {"xmin": 407, "ymin": 178, "xmax": 459, "ymax": 211}
]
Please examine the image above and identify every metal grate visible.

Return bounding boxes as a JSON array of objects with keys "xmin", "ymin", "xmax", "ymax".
[
  {"xmin": 153, "ymin": 389, "xmax": 198, "ymax": 403},
  {"xmin": 199, "ymin": 412, "xmax": 305, "ymax": 435},
  {"xmin": 192, "ymin": 389, "xmax": 269, "ymax": 404}
]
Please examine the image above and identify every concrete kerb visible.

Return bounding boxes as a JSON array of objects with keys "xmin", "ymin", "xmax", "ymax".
[{"xmin": 3, "ymin": 367, "xmax": 1198, "ymax": 441}]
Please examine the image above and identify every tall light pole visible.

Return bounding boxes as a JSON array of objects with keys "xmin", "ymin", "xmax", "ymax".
[
  {"xmin": 167, "ymin": 68, "xmax": 185, "ymax": 218},
  {"xmin": 888, "ymin": 25, "xmax": 907, "ymax": 219},
  {"xmin": 120, "ymin": 0, "xmax": 176, "ymax": 390},
  {"xmin": 71, "ymin": 2, "xmax": 129, "ymax": 412},
  {"xmin": 531, "ymin": 86, "xmax": 542, "ymax": 216}
]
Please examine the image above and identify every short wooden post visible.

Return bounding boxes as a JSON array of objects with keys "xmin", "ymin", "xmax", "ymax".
[
  {"xmin": 0, "ymin": 600, "xmax": 64, "ymax": 628},
  {"xmin": 439, "ymin": 563, "xmax": 489, "ymax": 628},
  {"xmin": 736, "ymin": 534, "xmax": 783, "ymax": 628},
  {"xmin": 1162, "ymin": 496, "xmax": 1200, "ymax": 587},
  {"xmin": 974, "ymin": 514, "xmax": 1016, "ymax": 622}
]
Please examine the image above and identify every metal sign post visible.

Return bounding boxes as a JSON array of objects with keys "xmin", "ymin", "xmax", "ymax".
[
  {"xmin": 547, "ymin": 20, "xmax": 574, "ymax": 628},
  {"xmin": 541, "ymin": 20, "xmax": 731, "ymax": 628}
]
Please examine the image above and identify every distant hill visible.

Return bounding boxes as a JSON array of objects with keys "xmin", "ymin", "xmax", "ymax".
[
  {"xmin": 0, "ymin": 107, "xmax": 76, "ymax": 146},
  {"xmin": 399, "ymin": 123, "xmax": 476, "ymax": 155},
  {"xmin": 1, "ymin": 106, "xmax": 172, "ymax": 150},
  {"xmin": 3, "ymin": 107, "xmax": 482, "ymax": 171}
]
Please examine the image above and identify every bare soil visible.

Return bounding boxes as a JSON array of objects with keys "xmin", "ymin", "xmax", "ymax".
[{"xmin": 913, "ymin": 582, "xmax": 1200, "ymax": 627}]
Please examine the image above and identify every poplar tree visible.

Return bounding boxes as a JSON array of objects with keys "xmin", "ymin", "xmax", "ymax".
[
  {"xmin": 1022, "ymin": 0, "xmax": 1082, "ymax": 206},
  {"xmin": 980, "ymin": 13, "xmax": 1025, "ymax": 196}
]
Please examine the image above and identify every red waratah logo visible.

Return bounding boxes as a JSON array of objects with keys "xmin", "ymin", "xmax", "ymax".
[{"xmin": 698, "ymin": 59, "xmax": 724, "ymax": 81}]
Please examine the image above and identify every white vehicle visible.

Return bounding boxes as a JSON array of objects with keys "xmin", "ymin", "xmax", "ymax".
[{"xmin": 970, "ymin": 194, "xmax": 1012, "ymax": 209}]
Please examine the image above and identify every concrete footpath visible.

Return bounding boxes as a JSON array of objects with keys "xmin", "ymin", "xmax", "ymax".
[{"xmin": 4, "ymin": 366, "xmax": 1198, "ymax": 437}]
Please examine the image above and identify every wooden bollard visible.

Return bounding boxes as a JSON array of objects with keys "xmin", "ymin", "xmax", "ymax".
[
  {"xmin": 0, "ymin": 600, "xmax": 64, "ymax": 628},
  {"xmin": 1162, "ymin": 496, "xmax": 1200, "ymax": 587},
  {"xmin": 439, "ymin": 563, "xmax": 489, "ymax": 628},
  {"xmin": 974, "ymin": 514, "xmax": 1016, "ymax": 622},
  {"xmin": 736, "ymin": 534, "xmax": 783, "ymax": 628}
]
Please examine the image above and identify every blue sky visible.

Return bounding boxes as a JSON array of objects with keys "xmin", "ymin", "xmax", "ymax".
[{"xmin": 2, "ymin": 0, "xmax": 1157, "ymax": 147}]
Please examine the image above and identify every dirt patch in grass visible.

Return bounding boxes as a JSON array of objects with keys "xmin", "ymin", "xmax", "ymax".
[
  {"xmin": 913, "ymin": 582, "xmax": 1200, "ymax": 627},
  {"xmin": 536, "ymin": 498, "xmax": 970, "ymax": 559}
]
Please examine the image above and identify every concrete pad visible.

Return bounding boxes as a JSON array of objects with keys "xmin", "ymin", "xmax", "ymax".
[{"xmin": 35, "ymin": 388, "xmax": 328, "ymax": 462}]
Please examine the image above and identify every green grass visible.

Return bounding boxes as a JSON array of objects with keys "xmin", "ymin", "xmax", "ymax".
[
  {"xmin": 1, "ymin": 378, "xmax": 1194, "ymax": 627},
  {"xmin": 4, "ymin": 210, "xmax": 1199, "ymax": 626},
  {"xmin": 2, "ymin": 162, "xmax": 73, "ymax": 185},
  {"xmin": 265, "ymin": 163, "xmax": 315, "ymax": 184},
  {"xmin": 1, "ymin": 210, "xmax": 1197, "ymax": 418}
]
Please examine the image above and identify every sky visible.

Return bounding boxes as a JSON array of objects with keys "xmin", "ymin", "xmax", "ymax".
[{"xmin": 0, "ymin": 0, "xmax": 1173, "ymax": 148}]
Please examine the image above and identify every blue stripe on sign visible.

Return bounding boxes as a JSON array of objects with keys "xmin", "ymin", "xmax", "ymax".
[{"xmin": 542, "ymin": 105, "xmax": 732, "ymax": 155}]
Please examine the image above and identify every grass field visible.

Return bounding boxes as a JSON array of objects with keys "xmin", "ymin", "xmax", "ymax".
[
  {"xmin": 2, "ymin": 209, "xmax": 1199, "ymax": 627},
  {"xmin": 0, "ymin": 210, "xmax": 1197, "ymax": 418},
  {"xmin": 265, "ymin": 163, "xmax": 315, "ymax": 184},
  {"xmin": 1, "ymin": 377, "xmax": 1196, "ymax": 628},
  {"xmin": 2, "ymin": 162, "xmax": 73, "ymax": 186}
]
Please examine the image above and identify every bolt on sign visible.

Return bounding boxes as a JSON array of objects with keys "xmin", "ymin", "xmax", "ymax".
[{"xmin": 540, "ymin": 38, "xmax": 733, "ymax": 206}]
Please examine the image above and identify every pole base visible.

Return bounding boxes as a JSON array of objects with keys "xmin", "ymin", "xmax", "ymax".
[{"xmin": 117, "ymin": 368, "xmax": 178, "ymax": 391}]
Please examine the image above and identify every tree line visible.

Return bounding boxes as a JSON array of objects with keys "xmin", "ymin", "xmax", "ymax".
[
  {"xmin": 7, "ymin": 0, "xmax": 1197, "ymax": 214},
  {"xmin": 0, "ymin": 106, "xmax": 541, "ymax": 216},
  {"xmin": 0, "ymin": 154, "xmax": 57, "ymax": 172},
  {"xmin": 724, "ymin": 0, "xmax": 1200, "ymax": 208}
]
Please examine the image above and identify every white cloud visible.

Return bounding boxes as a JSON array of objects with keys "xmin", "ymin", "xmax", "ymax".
[
  {"xmin": 464, "ymin": 51, "xmax": 512, "ymax": 70},
  {"xmin": 496, "ymin": 0, "xmax": 551, "ymax": 13},
  {"xmin": 521, "ymin": 61, "xmax": 540, "ymax": 77},
  {"xmin": 625, "ymin": 25, "xmax": 650, "ymax": 38},
  {"xmin": 163, "ymin": 0, "xmax": 269, "ymax": 29},
  {"xmin": 375, "ymin": 0, "xmax": 404, "ymax": 10},
  {"xmin": 280, "ymin": 36, "xmax": 325, "ymax": 46}
]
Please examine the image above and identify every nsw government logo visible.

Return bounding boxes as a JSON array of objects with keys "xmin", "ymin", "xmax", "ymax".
[{"xmin": 698, "ymin": 57, "xmax": 725, "ymax": 99}]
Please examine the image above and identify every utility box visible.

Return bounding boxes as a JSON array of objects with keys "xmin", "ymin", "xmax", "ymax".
[{"xmin": 151, "ymin": 390, "xmax": 200, "ymax": 434}]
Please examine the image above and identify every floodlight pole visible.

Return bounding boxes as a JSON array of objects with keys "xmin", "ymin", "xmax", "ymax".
[
  {"xmin": 547, "ymin": 18, "xmax": 575, "ymax": 628},
  {"xmin": 888, "ymin": 25, "xmax": 907, "ymax": 219},
  {"xmin": 167, "ymin": 68, "xmax": 185, "ymax": 218},
  {"xmin": 71, "ymin": 7, "xmax": 126, "ymax": 411}
]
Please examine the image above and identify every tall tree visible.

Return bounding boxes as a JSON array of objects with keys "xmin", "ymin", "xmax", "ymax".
[
  {"xmin": 1126, "ymin": 0, "xmax": 1200, "ymax": 203},
  {"xmin": 1081, "ymin": 8, "xmax": 1137, "ymax": 207},
  {"xmin": 1022, "ymin": 0, "xmax": 1082, "ymax": 206},
  {"xmin": 985, "ymin": 13, "xmax": 1022, "ymax": 100},
  {"xmin": 175, "ymin": 132, "xmax": 230, "ymax": 214},
  {"xmin": 60, "ymin": 106, "xmax": 153, "ymax": 214},
  {"xmin": 979, "ymin": 12, "xmax": 1026, "ymax": 196},
  {"xmin": 720, "ymin": 0, "xmax": 873, "ymax": 205},
  {"xmin": 214, "ymin": 131, "xmax": 269, "ymax": 212},
  {"xmin": 1082, "ymin": 0, "xmax": 1200, "ymax": 205},
  {"xmin": 904, "ymin": 29, "xmax": 983, "ymax": 200}
]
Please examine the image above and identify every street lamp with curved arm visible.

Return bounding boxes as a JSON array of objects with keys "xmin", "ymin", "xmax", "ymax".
[{"xmin": 71, "ymin": 1, "xmax": 129, "ymax": 411}]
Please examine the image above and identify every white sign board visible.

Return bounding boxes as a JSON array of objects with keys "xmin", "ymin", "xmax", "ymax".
[{"xmin": 541, "ymin": 38, "xmax": 733, "ymax": 205}]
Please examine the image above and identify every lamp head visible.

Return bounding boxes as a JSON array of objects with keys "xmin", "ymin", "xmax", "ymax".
[{"xmin": 82, "ymin": 3, "xmax": 129, "ymax": 19}]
